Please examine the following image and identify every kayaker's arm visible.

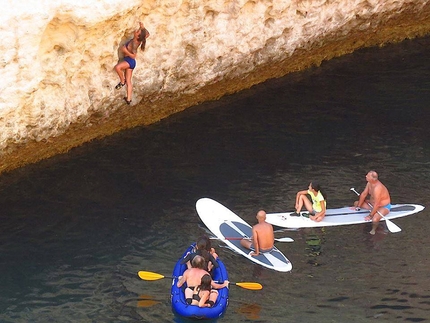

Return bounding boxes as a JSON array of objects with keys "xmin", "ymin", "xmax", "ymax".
[
  {"xmin": 211, "ymin": 280, "xmax": 229, "ymax": 289},
  {"xmin": 176, "ymin": 275, "xmax": 185, "ymax": 288}
]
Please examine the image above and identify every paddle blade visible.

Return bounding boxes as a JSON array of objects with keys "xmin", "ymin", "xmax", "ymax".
[
  {"xmin": 275, "ymin": 237, "xmax": 294, "ymax": 242},
  {"xmin": 384, "ymin": 218, "xmax": 402, "ymax": 233},
  {"xmin": 138, "ymin": 271, "xmax": 166, "ymax": 281},
  {"xmin": 233, "ymin": 282, "xmax": 263, "ymax": 290}
]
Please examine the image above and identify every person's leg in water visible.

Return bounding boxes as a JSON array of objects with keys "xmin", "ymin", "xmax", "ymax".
[{"xmin": 369, "ymin": 206, "xmax": 390, "ymax": 235}]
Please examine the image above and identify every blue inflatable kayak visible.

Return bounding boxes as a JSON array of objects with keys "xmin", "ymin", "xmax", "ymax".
[{"xmin": 170, "ymin": 244, "xmax": 229, "ymax": 319}]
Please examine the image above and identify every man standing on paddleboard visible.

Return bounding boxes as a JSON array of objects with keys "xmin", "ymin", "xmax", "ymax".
[
  {"xmin": 240, "ymin": 210, "xmax": 274, "ymax": 256},
  {"xmin": 353, "ymin": 170, "xmax": 391, "ymax": 235}
]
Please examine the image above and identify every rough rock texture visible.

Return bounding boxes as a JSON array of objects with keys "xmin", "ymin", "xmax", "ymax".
[{"xmin": 1, "ymin": 0, "xmax": 429, "ymax": 174}]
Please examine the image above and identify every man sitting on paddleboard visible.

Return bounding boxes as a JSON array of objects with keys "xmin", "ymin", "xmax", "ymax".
[
  {"xmin": 291, "ymin": 182, "xmax": 327, "ymax": 222},
  {"xmin": 240, "ymin": 210, "xmax": 274, "ymax": 256},
  {"xmin": 353, "ymin": 170, "xmax": 391, "ymax": 235}
]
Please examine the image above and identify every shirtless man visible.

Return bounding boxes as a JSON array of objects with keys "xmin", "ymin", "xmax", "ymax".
[
  {"xmin": 240, "ymin": 210, "xmax": 274, "ymax": 256},
  {"xmin": 176, "ymin": 255, "xmax": 228, "ymax": 307},
  {"xmin": 354, "ymin": 170, "xmax": 391, "ymax": 235}
]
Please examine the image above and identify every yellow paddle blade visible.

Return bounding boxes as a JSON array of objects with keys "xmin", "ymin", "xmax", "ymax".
[
  {"xmin": 234, "ymin": 282, "xmax": 263, "ymax": 290},
  {"xmin": 138, "ymin": 271, "xmax": 166, "ymax": 281}
]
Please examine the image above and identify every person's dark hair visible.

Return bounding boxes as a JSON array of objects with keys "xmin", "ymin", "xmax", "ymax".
[
  {"xmin": 196, "ymin": 249, "xmax": 211, "ymax": 270},
  {"xmin": 196, "ymin": 238, "xmax": 207, "ymax": 251},
  {"xmin": 197, "ymin": 236, "xmax": 213, "ymax": 271},
  {"xmin": 197, "ymin": 235, "xmax": 212, "ymax": 252},
  {"xmin": 191, "ymin": 255, "xmax": 206, "ymax": 269},
  {"xmin": 311, "ymin": 181, "xmax": 326, "ymax": 200},
  {"xmin": 197, "ymin": 274, "xmax": 212, "ymax": 292}
]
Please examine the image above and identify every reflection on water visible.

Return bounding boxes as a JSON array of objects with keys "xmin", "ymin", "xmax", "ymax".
[
  {"xmin": 0, "ymin": 36, "xmax": 429, "ymax": 322},
  {"xmin": 305, "ymin": 229, "xmax": 325, "ymax": 266},
  {"xmin": 362, "ymin": 223, "xmax": 389, "ymax": 251},
  {"xmin": 236, "ymin": 302, "xmax": 262, "ymax": 320},
  {"xmin": 136, "ymin": 294, "xmax": 161, "ymax": 308}
]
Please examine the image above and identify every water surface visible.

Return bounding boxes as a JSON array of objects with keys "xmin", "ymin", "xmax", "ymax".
[{"xmin": 0, "ymin": 36, "xmax": 429, "ymax": 322}]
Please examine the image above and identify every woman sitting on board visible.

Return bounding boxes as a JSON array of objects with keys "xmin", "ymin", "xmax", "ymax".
[{"xmin": 291, "ymin": 182, "xmax": 327, "ymax": 222}]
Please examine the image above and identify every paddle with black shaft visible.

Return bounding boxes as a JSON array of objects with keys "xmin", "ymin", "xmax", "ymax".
[
  {"xmin": 210, "ymin": 236, "xmax": 294, "ymax": 243},
  {"xmin": 137, "ymin": 271, "xmax": 263, "ymax": 290},
  {"xmin": 350, "ymin": 187, "xmax": 401, "ymax": 233}
]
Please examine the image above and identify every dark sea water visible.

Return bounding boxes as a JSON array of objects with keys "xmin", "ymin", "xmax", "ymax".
[{"xmin": 0, "ymin": 36, "xmax": 429, "ymax": 323}]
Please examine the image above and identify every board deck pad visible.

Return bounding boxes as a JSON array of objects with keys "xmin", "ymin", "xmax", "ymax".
[
  {"xmin": 196, "ymin": 198, "xmax": 292, "ymax": 272},
  {"xmin": 266, "ymin": 204, "xmax": 425, "ymax": 229}
]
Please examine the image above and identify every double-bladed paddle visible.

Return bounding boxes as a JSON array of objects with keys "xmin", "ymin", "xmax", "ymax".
[{"xmin": 137, "ymin": 271, "xmax": 263, "ymax": 290}]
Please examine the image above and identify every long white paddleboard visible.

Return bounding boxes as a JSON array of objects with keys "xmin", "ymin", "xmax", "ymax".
[
  {"xmin": 196, "ymin": 198, "xmax": 292, "ymax": 272},
  {"xmin": 266, "ymin": 204, "xmax": 425, "ymax": 229}
]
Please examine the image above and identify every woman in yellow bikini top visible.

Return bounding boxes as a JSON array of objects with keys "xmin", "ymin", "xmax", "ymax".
[{"xmin": 292, "ymin": 181, "xmax": 327, "ymax": 222}]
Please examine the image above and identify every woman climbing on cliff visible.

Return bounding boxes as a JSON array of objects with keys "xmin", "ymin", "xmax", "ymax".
[{"xmin": 114, "ymin": 22, "xmax": 149, "ymax": 105}]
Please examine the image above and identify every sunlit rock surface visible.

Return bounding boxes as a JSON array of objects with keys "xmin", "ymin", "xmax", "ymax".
[{"xmin": 0, "ymin": 0, "xmax": 429, "ymax": 173}]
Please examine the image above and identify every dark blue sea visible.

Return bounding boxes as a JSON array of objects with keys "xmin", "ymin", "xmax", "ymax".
[{"xmin": 0, "ymin": 36, "xmax": 429, "ymax": 322}]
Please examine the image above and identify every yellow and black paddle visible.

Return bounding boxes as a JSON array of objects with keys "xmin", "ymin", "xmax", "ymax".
[{"xmin": 137, "ymin": 271, "xmax": 263, "ymax": 290}]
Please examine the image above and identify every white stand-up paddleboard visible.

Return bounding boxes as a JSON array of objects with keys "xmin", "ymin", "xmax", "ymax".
[
  {"xmin": 266, "ymin": 204, "xmax": 425, "ymax": 229},
  {"xmin": 196, "ymin": 198, "xmax": 292, "ymax": 272}
]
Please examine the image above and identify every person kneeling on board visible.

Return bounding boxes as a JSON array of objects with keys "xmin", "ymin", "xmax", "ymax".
[
  {"xmin": 177, "ymin": 255, "xmax": 229, "ymax": 307},
  {"xmin": 291, "ymin": 182, "xmax": 327, "ymax": 222},
  {"xmin": 240, "ymin": 210, "xmax": 274, "ymax": 256}
]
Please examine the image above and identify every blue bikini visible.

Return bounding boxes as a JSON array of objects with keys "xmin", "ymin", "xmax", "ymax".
[{"xmin": 124, "ymin": 40, "xmax": 136, "ymax": 69}]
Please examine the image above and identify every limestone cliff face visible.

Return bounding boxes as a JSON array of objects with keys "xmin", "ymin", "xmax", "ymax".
[{"xmin": 0, "ymin": 0, "xmax": 429, "ymax": 173}]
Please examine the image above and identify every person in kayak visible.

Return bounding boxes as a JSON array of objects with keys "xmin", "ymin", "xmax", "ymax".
[
  {"xmin": 353, "ymin": 170, "xmax": 391, "ymax": 235},
  {"xmin": 190, "ymin": 274, "xmax": 213, "ymax": 308},
  {"xmin": 198, "ymin": 234, "xmax": 219, "ymax": 260},
  {"xmin": 177, "ymin": 256, "xmax": 229, "ymax": 307},
  {"xmin": 180, "ymin": 237, "xmax": 219, "ymax": 274},
  {"xmin": 291, "ymin": 182, "xmax": 327, "ymax": 222},
  {"xmin": 240, "ymin": 210, "xmax": 274, "ymax": 256}
]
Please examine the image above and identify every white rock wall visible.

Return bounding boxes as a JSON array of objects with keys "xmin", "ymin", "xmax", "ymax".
[{"xmin": 0, "ymin": 0, "xmax": 427, "ymax": 151}]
